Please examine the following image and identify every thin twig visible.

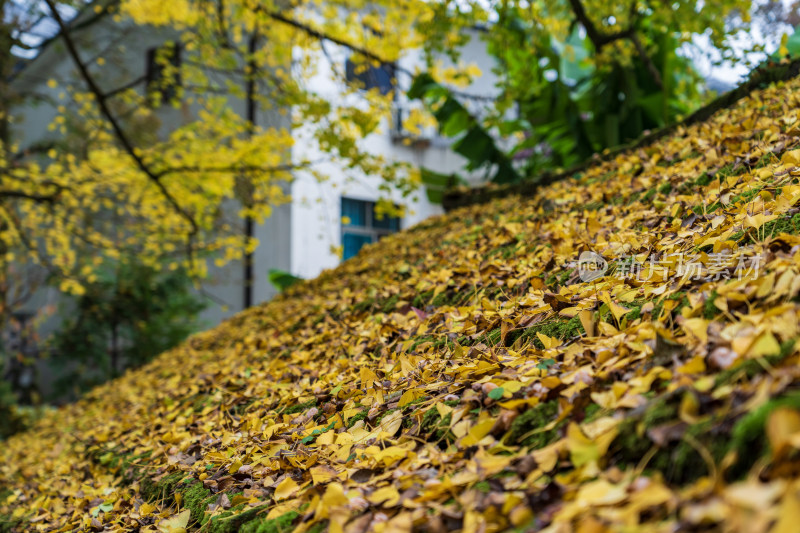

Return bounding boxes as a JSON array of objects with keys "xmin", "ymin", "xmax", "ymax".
[{"xmin": 265, "ymin": 9, "xmax": 497, "ymax": 102}]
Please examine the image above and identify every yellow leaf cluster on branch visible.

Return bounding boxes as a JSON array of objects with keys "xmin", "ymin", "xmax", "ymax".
[{"xmin": 2, "ymin": 0, "xmax": 438, "ymax": 289}]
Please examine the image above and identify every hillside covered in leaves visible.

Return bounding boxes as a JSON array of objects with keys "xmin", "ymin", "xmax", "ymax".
[{"xmin": 6, "ymin": 76, "xmax": 800, "ymax": 533}]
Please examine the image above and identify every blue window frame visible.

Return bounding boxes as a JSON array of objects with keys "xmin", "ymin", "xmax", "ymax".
[
  {"xmin": 345, "ymin": 58, "xmax": 395, "ymax": 95},
  {"xmin": 341, "ymin": 198, "xmax": 401, "ymax": 260}
]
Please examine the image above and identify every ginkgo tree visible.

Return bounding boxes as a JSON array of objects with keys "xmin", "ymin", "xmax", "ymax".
[
  {"xmin": 0, "ymin": 0, "xmax": 450, "ymax": 302},
  {"xmin": 0, "ymin": 0, "xmax": 497, "ymax": 412},
  {"xmin": 0, "ymin": 0, "xmax": 445, "ymax": 408}
]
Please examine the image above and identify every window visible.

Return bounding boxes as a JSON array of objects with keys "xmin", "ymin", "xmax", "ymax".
[
  {"xmin": 341, "ymin": 198, "xmax": 401, "ymax": 260},
  {"xmin": 345, "ymin": 57, "xmax": 394, "ymax": 95},
  {"xmin": 146, "ymin": 43, "xmax": 181, "ymax": 106}
]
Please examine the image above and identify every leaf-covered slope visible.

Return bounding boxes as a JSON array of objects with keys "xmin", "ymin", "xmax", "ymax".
[{"xmin": 5, "ymin": 78, "xmax": 800, "ymax": 532}]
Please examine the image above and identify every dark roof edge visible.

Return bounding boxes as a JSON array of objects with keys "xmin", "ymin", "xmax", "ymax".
[{"xmin": 442, "ymin": 57, "xmax": 800, "ymax": 212}]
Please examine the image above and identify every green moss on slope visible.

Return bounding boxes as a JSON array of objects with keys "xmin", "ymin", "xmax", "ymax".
[
  {"xmin": 507, "ymin": 400, "xmax": 563, "ymax": 448},
  {"xmin": 238, "ymin": 511, "xmax": 300, "ymax": 533}
]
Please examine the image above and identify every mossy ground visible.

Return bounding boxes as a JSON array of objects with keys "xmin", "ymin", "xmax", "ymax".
[
  {"xmin": 347, "ymin": 408, "xmax": 369, "ymax": 428},
  {"xmin": 0, "ymin": 515, "xmax": 23, "ymax": 533},
  {"xmin": 205, "ymin": 503, "xmax": 273, "ymax": 533},
  {"xmin": 502, "ymin": 316, "xmax": 584, "ymax": 349},
  {"xmin": 183, "ymin": 481, "xmax": 215, "ymax": 524},
  {"xmin": 609, "ymin": 386, "xmax": 800, "ymax": 485},
  {"xmin": 727, "ymin": 390, "xmax": 800, "ymax": 479},
  {"xmin": 410, "ymin": 288, "xmax": 479, "ymax": 309},
  {"xmin": 713, "ymin": 339, "xmax": 796, "ymax": 386},
  {"xmin": 279, "ymin": 399, "xmax": 317, "ymax": 416},
  {"xmin": 140, "ymin": 471, "xmax": 186, "ymax": 504},
  {"xmin": 419, "ymin": 406, "xmax": 457, "ymax": 446},
  {"xmin": 544, "ymin": 269, "xmax": 574, "ymax": 288},
  {"xmin": 0, "ymin": 490, "xmax": 19, "ymax": 533},
  {"xmin": 483, "ymin": 294, "xmax": 694, "ymax": 351},
  {"xmin": 77, "ymin": 292, "xmax": 797, "ymax": 531},
  {"xmin": 703, "ymin": 290, "xmax": 719, "ymax": 320},
  {"xmin": 409, "ymin": 335, "xmax": 463, "ymax": 353},
  {"xmin": 138, "ymin": 472, "xmax": 286, "ymax": 532},
  {"xmin": 608, "ymin": 394, "xmax": 727, "ymax": 484},
  {"xmin": 507, "ymin": 401, "xmax": 563, "ymax": 448},
  {"xmin": 730, "ymin": 213, "xmax": 800, "ymax": 244}
]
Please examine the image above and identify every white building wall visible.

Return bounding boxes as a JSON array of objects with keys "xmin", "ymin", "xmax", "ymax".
[{"xmin": 290, "ymin": 30, "xmax": 499, "ymax": 279}]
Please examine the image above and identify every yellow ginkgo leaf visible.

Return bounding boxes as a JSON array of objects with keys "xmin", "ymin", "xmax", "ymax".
[
  {"xmin": 158, "ymin": 509, "xmax": 191, "ymax": 533},
  {"xmin": 274, "ymin": 477, "xmax": 300, "ymax": 501}
]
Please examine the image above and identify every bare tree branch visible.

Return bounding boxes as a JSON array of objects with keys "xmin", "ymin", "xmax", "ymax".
[
  {"xmin": 11, "ymin": 140, "xmax": 57, "ymax": 161},
  {"xmin": 0, "ymin": 189, "xmax": 60, "ymax": 202},
  {"xmin": 264, "ymin": 9, "xmax": 497, "ymax": 102},
  {"xmin": 152, "ymin": 160, "xmax": 319, "ymax": 180},
  {"xmin": 567, "ymin": 0, "xmax": 662, "ymax": 89},
  {"xmin": 102, "ymin": 74, "xmax": 146, "ymax": 99},
  {"xmin": 216, "ymin": 0, "xmax": 233, "ymax": 49},
  {"xmin": 567, "ymin": 0, "xmax": 636, "ymax": 49}
]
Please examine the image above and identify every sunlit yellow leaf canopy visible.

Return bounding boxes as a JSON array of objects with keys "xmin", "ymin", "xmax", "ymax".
[{"xmin": 2, "ymin": 0, "xmax": 441, "ymax": 288}]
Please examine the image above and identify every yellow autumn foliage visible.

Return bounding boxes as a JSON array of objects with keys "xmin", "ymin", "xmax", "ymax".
[
  {"xmin": 3, "ymin": 0, "xmax": 440, "ymax": 289},
  {"xmin": 7, "ymin": 61, "xmax": 800, "ymax": 533}
]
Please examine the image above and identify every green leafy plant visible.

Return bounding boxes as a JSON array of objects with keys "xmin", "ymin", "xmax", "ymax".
[
  {"xmin": 48, "ymin": 260, "xmax": 206, "ymax": 400},
  {"xmin": 408, "ymin": 73, "xmax": 522, "ymax": 185},
  {"xmin": 409, "ymin": 14, "xmax": 706, "ymax": 196},
  {"xmin": 0, "ymin": 364, "xmax": 25, "ymax": 439},
  {"xmin": 268, "ymin": 269, "xmax": 303, "ymax": 292}
]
